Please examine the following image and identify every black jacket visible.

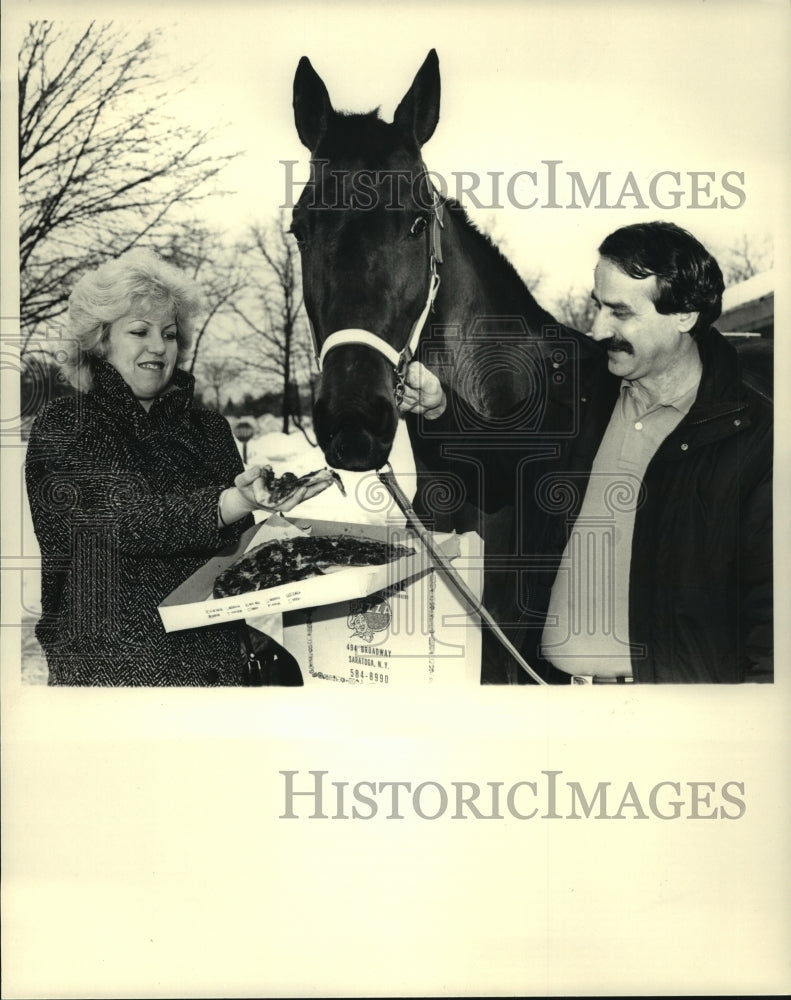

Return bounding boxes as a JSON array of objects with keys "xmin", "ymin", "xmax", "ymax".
[
  {"xmin": 25, "ymin": 361, "xmax": 252, "ymax": 686},
  {"xmin": 412, "ymin": 328, "xmax": 773, "ymax": 683}
]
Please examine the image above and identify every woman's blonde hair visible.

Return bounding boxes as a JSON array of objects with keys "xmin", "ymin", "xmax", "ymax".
[{"xmin": 63, "ymin": 247, "xmax": 204, "ymax": 391}]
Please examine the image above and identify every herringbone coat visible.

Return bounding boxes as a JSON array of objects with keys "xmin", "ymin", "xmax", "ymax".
[{"xmin": 26, "ymin": 361, "xmax": 252, "ymax": 685}]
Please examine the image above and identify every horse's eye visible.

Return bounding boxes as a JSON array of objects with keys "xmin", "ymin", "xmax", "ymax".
[{"xmin": 410, "ymin": 216, "xmax": 428, "ymax": 237}]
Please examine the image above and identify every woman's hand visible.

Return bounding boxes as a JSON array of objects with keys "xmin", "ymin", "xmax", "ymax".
[
  {"xmin": 218, "ymin": 465, "xmax": 338, "ymax": 527},
  {"xmin": 397, "ymin": 361, "xmax": 447, "ymax": 419},
  {"xmin": 236, "ymin": 465, "xmax": 335, "ymax": 512}
]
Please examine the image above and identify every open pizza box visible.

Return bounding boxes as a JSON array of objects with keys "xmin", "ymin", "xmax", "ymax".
[{"xmin": 158, "ymin": 515, "xmax": 483, "ymax": 686}]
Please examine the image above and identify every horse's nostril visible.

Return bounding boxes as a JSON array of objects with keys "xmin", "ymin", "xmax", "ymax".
[
  {"xmin": 313, "ymin": 390, "xmax": 397, "ymax": 471},
  {"xmin": 334, "ymin": 429, "xmax": 370, "ymax": 469},
  {"xmin": 324, "ymin": 425, "xmax": 391, "ymax": 472}
]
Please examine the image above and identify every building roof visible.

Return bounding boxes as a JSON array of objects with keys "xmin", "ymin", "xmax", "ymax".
[
  {"xmin": 721, "ymin": 268, "xmax": 774, "ymax": 311},
  {"xmin": 719, "ymin": 268, "xmax": 774, "ymax": 336}
]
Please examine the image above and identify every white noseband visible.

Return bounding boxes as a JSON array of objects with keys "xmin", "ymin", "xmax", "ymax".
[
  {"xmin": 308, "ymin": 171, "xmax": 444, "ymax": 401},
  {"xmin": 318, "ymin": 329, "xmax": 402, "ymax": 370}
]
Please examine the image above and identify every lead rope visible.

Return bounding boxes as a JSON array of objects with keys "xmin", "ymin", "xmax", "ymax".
[{"xmin": 377, "ymin": 463, "xmax": 548, "ymax": 686}]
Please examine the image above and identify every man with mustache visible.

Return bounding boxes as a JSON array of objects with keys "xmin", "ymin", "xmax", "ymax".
[{"xmin": 401, "ymin": 221, "xmax": 773, "ymax": 684}]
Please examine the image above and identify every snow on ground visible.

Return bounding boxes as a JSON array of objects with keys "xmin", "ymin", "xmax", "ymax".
[
  {"xmin": 19, "ymin": 414, "xmax": 420, "ymax": 683},
  {"xmin": 244, "ymin": 418, "xmax": 417, "ymax": 528}
]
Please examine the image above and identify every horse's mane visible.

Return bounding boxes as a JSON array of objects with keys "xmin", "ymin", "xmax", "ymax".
[
  {"xmin": 335, "ymin": 107, "xmax": 382, "ymax": 120},
  {"xmin": 317, "ymin": 110, "xmax": 556, "ymax": 324},
  {"xmin": 441, "ymin": 198, "xmax": 554, "ymax": 322},
  {"xmin": 442, "ymin": 198, "xmax": 523, "ymax": 282}
]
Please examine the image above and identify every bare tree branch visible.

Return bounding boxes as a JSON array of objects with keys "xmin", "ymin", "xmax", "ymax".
[
  {"xmin": 192, "ymin": 351, "xmax": 246, "ymax": 410},
  {"xmin": 720, "ymin": 233, "xmax": 774, "ymax": 287},
  {"xmin": 551, "ymin": 286, "xmax": 597, "ymax": 334},
  {"xmin": 229, "ymin": 209, "xmax": 315, "ymax": 434},
  {"xmin": 18, "ymin": 20, "xmax": 240, "ymax": 351},
  {"xmin": 154, "ymin": 225, "xmax": 252, "ymax": 375}
]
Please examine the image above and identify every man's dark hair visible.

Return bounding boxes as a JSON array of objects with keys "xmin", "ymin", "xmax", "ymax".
[{"xmin": 598, "ymin": 222, "xmax": 725, "ymax": 338}]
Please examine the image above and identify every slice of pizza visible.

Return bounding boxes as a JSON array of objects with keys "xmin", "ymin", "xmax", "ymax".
[
  {"xmin": 259, "ymin": 465, "xmax": 346, "ymax": 506},
  {"xmin": 213, "ymin": 534, "xmax": 415, "ymax": 598}
]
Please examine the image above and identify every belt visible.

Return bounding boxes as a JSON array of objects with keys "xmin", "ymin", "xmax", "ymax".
[{"xmin": 571, "ymin": 675, "xmax": 634, "ymax": 685}]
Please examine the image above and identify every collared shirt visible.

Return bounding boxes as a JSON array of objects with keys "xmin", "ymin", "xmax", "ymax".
[{"xmin": 541, "ymin": 376, "xmax": 700, "ymax": 678}]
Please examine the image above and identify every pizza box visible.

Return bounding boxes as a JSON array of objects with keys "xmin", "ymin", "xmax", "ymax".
[
  {"xmin": 157, "ymin": 514, "xmax": 466, "ymax": 634},
  {"xmin": 281, "ymin": 528, "xmax": 483, "ymax": 687}
]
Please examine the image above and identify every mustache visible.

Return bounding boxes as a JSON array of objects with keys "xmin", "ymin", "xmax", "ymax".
[{"xmin": 598, "ymin": 337, "xmax": 634, "ymax": 355}]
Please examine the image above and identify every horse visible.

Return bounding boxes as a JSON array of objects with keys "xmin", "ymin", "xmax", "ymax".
[{"xmin": 291, "ymin": 50, "xmax": 575, "ymax": 682}]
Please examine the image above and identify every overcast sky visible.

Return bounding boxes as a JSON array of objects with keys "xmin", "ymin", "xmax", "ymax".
[{"xmin": 6, "ymin": 0, "xmax": 790, "ymax": 302}]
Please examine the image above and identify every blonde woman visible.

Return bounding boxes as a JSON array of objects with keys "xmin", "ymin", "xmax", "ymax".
[{"xmin": 25, "ymin": 248, "xmax": 332, "ymax": 685}]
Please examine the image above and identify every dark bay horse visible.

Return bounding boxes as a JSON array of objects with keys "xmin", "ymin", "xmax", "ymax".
[{"xmin": 291, "ymin": 50, "xmax": 572, "ymax": 681}]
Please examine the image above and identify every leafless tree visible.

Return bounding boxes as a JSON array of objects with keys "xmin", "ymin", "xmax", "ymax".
[
  {"xmin": 156, "ymin": 224, "xmax": 250, "ymax": 374},
  {"xmin": 478, "ymin": 212, "xmax": 511, "ymax": 254},
  {"xmin": 521, "ymin": 267, "xmax": 545, "ymax": 296},
  {"xmin": 551, "ymin": 286, "xmax": 598, "ymax": 334},
  {"xmin": 192, "ymin": 349, "xmax": 246, "ymax": 410},
  {"xmin": 18, "ymin": 21, "xmax": 238, "ymax": 351},
  {"xmin": 720, "ymin": 233, "xmax": 774, "ymax": 287},
  {"xmin": 231, "ymin": 209, "xmax": 317, "ymax": 441}
]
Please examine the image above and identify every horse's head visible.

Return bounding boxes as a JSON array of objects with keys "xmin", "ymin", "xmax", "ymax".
[{"xmin": 292, "ymin": 50, "xmax": 442, "ymax": 471}]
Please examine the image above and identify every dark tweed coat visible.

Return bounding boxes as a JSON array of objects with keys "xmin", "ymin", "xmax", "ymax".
[{"xmin": 25, "ymin": 360, "xmax": 253, "ymax": 686}]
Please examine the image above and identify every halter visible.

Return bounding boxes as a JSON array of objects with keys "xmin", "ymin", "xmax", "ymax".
[{"xmin": 309, "ymin": 170, "xmax": 444, "ymax": 403}]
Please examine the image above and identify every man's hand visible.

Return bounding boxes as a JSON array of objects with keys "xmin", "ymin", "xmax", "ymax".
[{"xmin": 398, "ymin": 361, "xmax": 447, "ymax": 419}]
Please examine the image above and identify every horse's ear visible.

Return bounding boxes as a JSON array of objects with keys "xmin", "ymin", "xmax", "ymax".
[
  {"xmin": 393, "ymin": 49, "xmax": 440, "ymax": 148},
  {"xmin": 293, "ymin": 56, "xmax": 334, "ymax": 152}
]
